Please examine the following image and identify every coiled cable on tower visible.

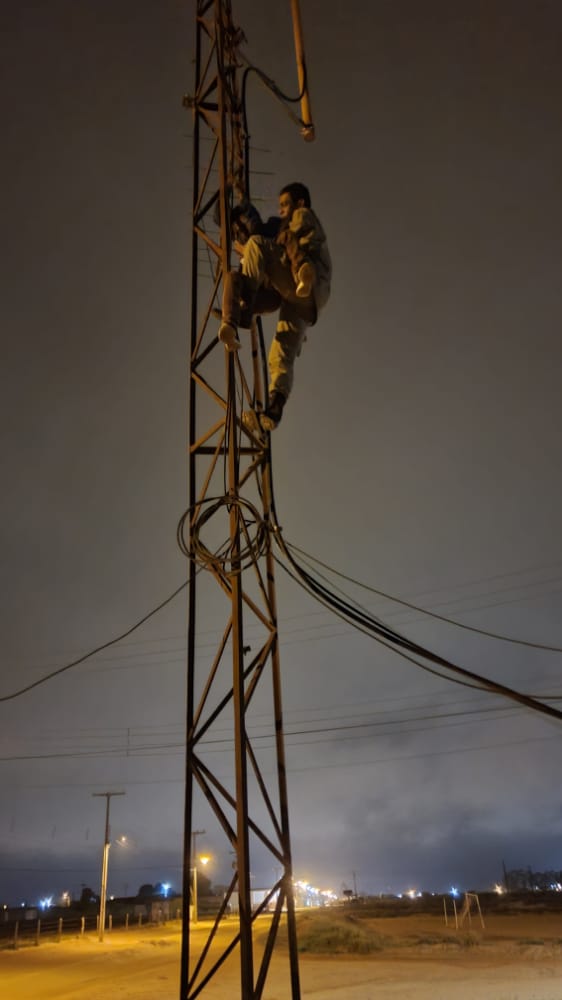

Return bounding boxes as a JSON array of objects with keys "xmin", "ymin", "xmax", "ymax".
[{"xmin": 178, "ymin": 495, "xmax": 269, "ymax": 577}]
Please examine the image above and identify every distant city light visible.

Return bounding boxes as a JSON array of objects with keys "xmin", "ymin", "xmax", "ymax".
[
  {"xmin": 291, "ymin": 879, "xmax": 338, "ymax": 906},
  {"xmin": 39, "ymin": 897, "xmax": 53, "ymax": 910},
  {"xmin": 161, "ymin": 883, "xmax": 171, "ymax": 897},
  {"xmin": 450, "ymin": 887, "xmax": 459, "ymax": 897}
]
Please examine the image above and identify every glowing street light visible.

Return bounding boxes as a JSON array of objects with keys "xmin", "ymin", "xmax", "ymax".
[{"xmin": 192, "ymin": 851, "xmax": 211, "ymax": 924}]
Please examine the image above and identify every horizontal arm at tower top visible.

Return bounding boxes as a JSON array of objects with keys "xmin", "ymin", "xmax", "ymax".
[{"xmin": 290, "ymin": 0, "xmax": 315, "ymax": 141}]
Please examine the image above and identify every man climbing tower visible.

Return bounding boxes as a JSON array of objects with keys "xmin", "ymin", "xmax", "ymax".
[{"xmin": 219, "ymin": 182, "xmax": 332, "ymax": 431}]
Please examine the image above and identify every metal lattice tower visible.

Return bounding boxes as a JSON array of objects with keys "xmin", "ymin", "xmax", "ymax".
[{"xmin": 179, "ymin": 2, "xmax": 313, "ymax": 997}]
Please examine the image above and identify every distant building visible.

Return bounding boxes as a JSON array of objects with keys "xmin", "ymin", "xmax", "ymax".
[{"xmin": 504, "ymin": 867, "xmax": 562, "ymax": 892}]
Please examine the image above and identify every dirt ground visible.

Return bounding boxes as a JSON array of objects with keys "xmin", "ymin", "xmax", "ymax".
[{"xmin": 2, "ymin": 912, "xmax": 562, "ymax": 999}]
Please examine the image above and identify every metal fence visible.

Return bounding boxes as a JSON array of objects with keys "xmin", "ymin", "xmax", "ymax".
[{"xmin": 0, "ymin": 910, "xmax": 175, "ymax": 950}]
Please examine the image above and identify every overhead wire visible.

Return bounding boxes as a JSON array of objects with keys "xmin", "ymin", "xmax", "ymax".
[
  {"xmin": 272, "ymin": 552, "xmax": 490, "ymax": 694},
  {"xmin": 267, "ymin": 515, "xmax": 562, "ymax": 723},
  {"xmin": 286, "ymin": 541, "xmax": 562, "ymax": 650},
  {"xmin": 17, "ymin": 686, "xmax": 525, "ymax": 742},
  {"xmin": 2, "ymin": 728, "xmax": 557, "ymax": 768},
  {"xmin": 64, "ymin": 555, "xmax": 562, "ymax": 653},
  {"xmin": 0, "ymin": 708, "xmax": 531, "ymax": 764},
  {"xmin": 4, "ymin": 545, "xmax": 562, "ymax": 710},
  {"xmin": 3, "ymin": 540, "xmax": 562, "ymax": 709},
  {"xmin": 0, "ymin": 582, "xmax": 188, "ymax": 704}
]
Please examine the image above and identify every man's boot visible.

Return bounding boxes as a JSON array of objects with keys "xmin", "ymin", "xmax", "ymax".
[{"xmin": 260, "ymin": 391, "xmax": 286, "ymax": 432}]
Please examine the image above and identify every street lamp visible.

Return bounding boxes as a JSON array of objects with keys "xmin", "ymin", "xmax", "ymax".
[
  {"xmin": 190, "ymin": 829, "xmax": 205, "ymax": 923},
  {"xmin": 192, "ymin": 854, "xmax": 210, "ymax": 924},
  {"xmin": 92, "ymin": 792, "xmax": 125, "ymax": 942}
]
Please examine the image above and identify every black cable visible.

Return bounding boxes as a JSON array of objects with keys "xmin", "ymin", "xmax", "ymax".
[
  {"xmin": 272, "ymin": 552, "xmax": 491, "ymax": 694},
  {"xmin": 275, "ymin": 537, "xmax": 562, "ymax": 722},
  {"xmin": 0, "ymin": 583, "xmax": 188, "ymax": 703},
  {"xmin": 242, "ymin": 61, "xmax": 307, "ymax": 110},
  {"xmin": 263, "ymin": 467, "xmax": 562, "ymax": 723},
  {"xmin": 0, "ymin": 706, "xmax": 523, "ymax": 764},
  {"xmin": 179, "ymin": 493, "xmax": 269, "ymax": 576},
  {"xmin": 286, "ymin": 540, "xmax": 562, "ymax": 653},
  {"xmin": 240, "ymin": 58, "xmax": 309, "ymax": 198},
  {"xmin": 7, "ymin": 547, "xmax": 559, "ymax": 712}
]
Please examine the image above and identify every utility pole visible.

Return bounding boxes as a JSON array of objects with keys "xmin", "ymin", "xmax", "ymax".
[
  {"xmin": 93, "ymin": 791, "xmax": 125, "ymax": 942},
  {"xmin": 180, "ymin": 2, "xmax": 315, "ymax": 997},
  {"xmin": 191, "ymin": 829, "xmax": 206, "ymax": 924}
]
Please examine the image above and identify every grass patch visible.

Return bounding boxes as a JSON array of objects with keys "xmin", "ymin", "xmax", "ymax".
[
  {"xmin": 405, "ymin": 932, "xmax": 458, "ymax": 947},
  {"xmin": 397, "ymin": 931, "xmax": 480, "ymax": 950},
  {"xmin": 295, "ymin": 912, "xmax": 387, "ymax": 954},
  {"xmin": 456, "ymin": 933, "xmax": 480, "ymax": 948}
]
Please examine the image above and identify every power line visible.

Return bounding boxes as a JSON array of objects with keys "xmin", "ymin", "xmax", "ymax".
[
  {"xmin": 286, "ymin": 541, "xmax": 562, "ymax": 653},
  {"xmin": 0, "ymin": 582, "xmax": 187, "ymax": 703},
  {"xmin": 286, "ymin": 734, "xmax": 560, "ymax": 773},
  {"xmin": 0, "ymin": 706, "xmax": 534, "ymax": 764},
  {"xmin": 4, "ymin": 729, "xmax": 555, "ymax": 774},
  {"xmin": 2, "ymin": 544, "xmax": 561, "ymax": 711},
  {"xmin": 26, "ymin": 555, "xmax": 561, "ymax": 663},
  {"xmin": 270, "ymin": 530, "xmax": 562, "ymax": 723}
]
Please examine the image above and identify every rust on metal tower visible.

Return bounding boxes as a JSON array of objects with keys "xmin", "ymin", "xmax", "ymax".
[{"xmin": 179, "ymin": 2, "xmax": 314, "ymax": 998}]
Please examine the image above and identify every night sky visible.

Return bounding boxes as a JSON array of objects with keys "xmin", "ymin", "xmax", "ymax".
[{"xmin": 2, "ymin": 0, "xmax": 562, "ymax": 906}]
